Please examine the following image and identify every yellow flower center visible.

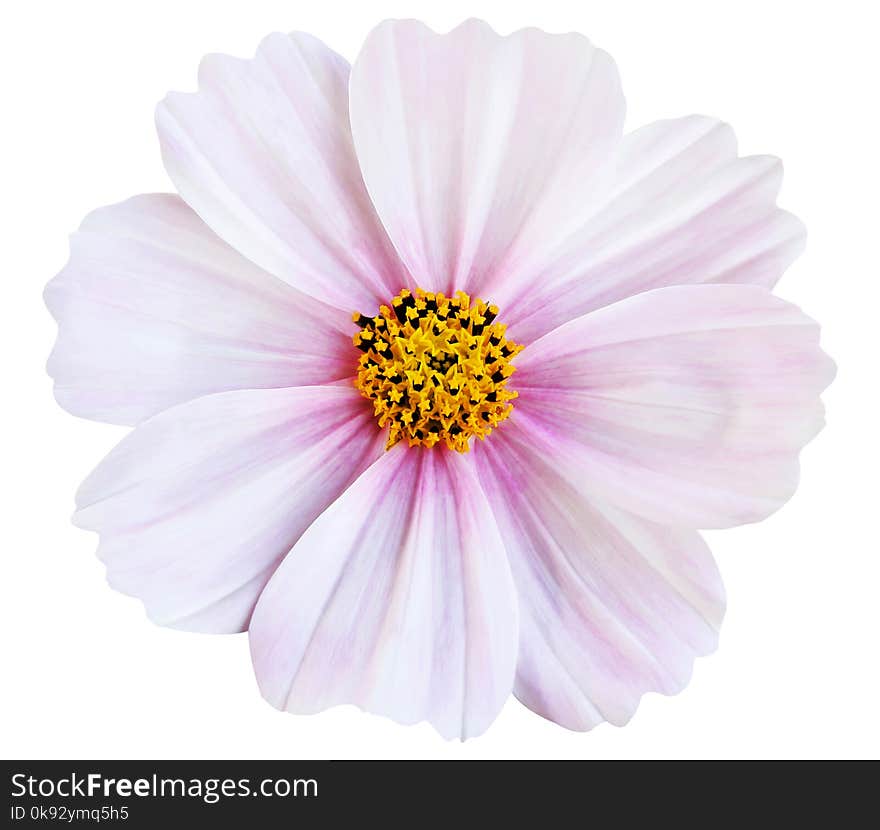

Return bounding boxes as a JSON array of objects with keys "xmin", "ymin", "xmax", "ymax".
[{"xmin": 352, "ymin": 288, "xmax": 524, "ymax": 452}]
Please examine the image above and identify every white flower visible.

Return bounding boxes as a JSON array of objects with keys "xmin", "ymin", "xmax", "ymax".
[{"xmin": 46, "ymin": 20, "xmax": 833, "ymax": 739}]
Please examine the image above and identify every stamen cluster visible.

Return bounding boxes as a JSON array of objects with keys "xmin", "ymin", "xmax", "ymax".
[{"xmin": 353, "ymin": 289, "xmax": 523, "ymax": 452}]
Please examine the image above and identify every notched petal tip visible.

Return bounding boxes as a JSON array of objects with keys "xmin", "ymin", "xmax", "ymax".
[
  {"xmin": 474, "ymin": 434, "xmax": 725, "ymax": 733},
  {"xmin": 512, "ymin": 283, "xmax": 836, "ymax": 529},
  {"xmin": 248, "ymin": 448, "xmax": 518, "ymax": 741},
  {"xmin": 44, "ymin": 193, "xmax": 358, "ymax": 426},
  {"xmin": 350, "ymin": 15, "xmax": 624, "ymax": 302},
  {"xmin": 155, "ymin": 28, "xmax": 407, "ymax": 310},
  {"xmin": 70, "ymin": 387, "xmax": 385, "ymax": 635}
]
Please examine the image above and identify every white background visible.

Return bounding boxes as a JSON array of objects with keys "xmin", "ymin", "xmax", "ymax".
[{"xmin": 2, "ymin": 0, "xmax": 877, "ymax": 760}]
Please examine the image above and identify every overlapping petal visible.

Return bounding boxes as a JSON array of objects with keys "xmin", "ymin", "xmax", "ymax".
[
  {"xmin": 349, "ymin": 19, "xmax": 624, "ymax": 300},
  {"xmin": 505, "ymin": 116, "xmax": 807, "ymax": 342},
  {"xmin": 74, "ymin": 386, "xmax": 384, "ymax": 633},
  {"xmin": 249, "ymin": 445, "xmax": 518, "ymax": 739},
  {"xmin": 510, "ymin": 284, "xmax": 835, "ymax": 528},
  {"xmin": 45, "ymin": 194, "xmax": 355, "ymax": 425},
  {"xmin": 157, "ymin": 32, "xmax": 410, "ymax": 311},
  {"xmin": 474, "ymin": 433, "xmax": 724, "ymax": 730}
]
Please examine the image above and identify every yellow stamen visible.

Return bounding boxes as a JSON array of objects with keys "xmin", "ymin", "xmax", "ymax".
[{"xmin": 352, "ymin": 288, "xmax": 524, "ymax": 453}]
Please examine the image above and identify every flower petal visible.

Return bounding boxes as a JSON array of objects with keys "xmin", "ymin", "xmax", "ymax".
[
  {"xmin": 506, "ymin": 116, "xmax": 806, "ymax": 342},
  {"xmin": 74, "ymin": 386, "xmax": 384, "ymax": 633},
  {"xmin": 156, "ymin": 32, "xmax": 410, "ymax": 311},
  {"xmin": 511, "ymin": 284, "xmax": 835, "ymax": 528},
  {"xmin": 349, "ymin": 19, "xmax": 624, "ymax": 298},
  {"xmin": 249, "ymin": 445, "xmax": 518, "ymax": 740},
  {"xmin": 474, "ymin": 434, "xmax": 724, "ymax": 730},
  {"xmin": 45, "ymin": 194, "xmax": 356, "ymax": 425}
]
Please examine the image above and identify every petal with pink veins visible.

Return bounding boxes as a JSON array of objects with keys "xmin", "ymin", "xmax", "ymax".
[
  {"xmin": 45, "ymin": 194, "xmax": 356, "ymax": 425},
  {"xmin": 505, "ymin": 116, "xmax": 807, "ymax": 342},
  {"xmin": 249, "ymin": 445, "xmax": 518, "ymax": 740},
  {"xmin": 74, "ymin": 386, "xmax": 384, "ymax": 633},
  {"xmin": 510, "ymin": 284, "xmax": 836, "ymax": 528},
  {"xmin": 349, "ymin": 19, "xmax": 624, "ymax": 299},
  {"xmin": 474, "ymin": 433, "xmax": 724, "ymax": 730},
  {"xmin": 156, "ymin": 32, "xmax": 410, "ymax": 311}
]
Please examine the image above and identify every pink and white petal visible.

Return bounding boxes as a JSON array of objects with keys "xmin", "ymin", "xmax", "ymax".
[
  {"xmin": 74, "ymin": 386, "xmax": 384, "ymax": 633},
  {"xmin": 249, "ymin": 446, "xmax": 518, "ymax": 740},
  {"xmin": 511, "ymin": 284, "xmax": 835, "ymax": 529},
  {"xmin": 45, "ymin": 194, "xmax": 356, "ymax": 426},
  {"xmin": 349, "ymin": 19, "xmax": 624, "ymax": 299},
  {"xmin": 506, "ymin": 116, "xmax": 806, "ymax": 342},
  {"xmin": 156, "ymin": 32, "xmax": 410, "ymax": 311},
  {"xmin": 474, "ymin": 435, "xmax": 724, "ymax": 730}
]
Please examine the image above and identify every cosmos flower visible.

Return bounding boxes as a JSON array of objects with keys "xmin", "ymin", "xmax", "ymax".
[{"xmin": 45, "ymin": 19, "xmax": 834, "ymax": 739}]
